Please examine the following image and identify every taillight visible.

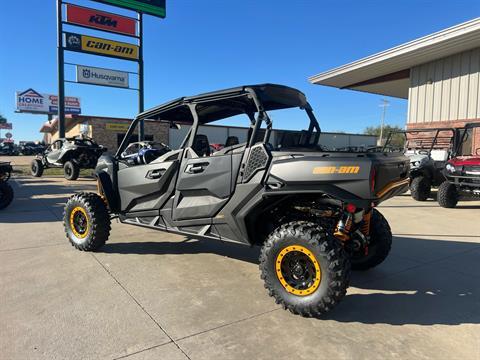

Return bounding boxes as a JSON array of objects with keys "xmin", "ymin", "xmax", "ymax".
[{"xmin": 370, "ymin": 166, "xmax": 376, "ymax": 193}]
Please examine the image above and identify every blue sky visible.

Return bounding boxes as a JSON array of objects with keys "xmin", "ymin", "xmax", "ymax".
[{"xmin": 1, "ymin": 0, "xmax": 479, "ymax": 141}]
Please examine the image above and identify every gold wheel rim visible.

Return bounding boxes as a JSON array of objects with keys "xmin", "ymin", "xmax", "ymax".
[
  {"xmin": 70, "ymin": 206, "xmax": 89, "ymax": 239},
  {"xmin": 275, "ymin": 245, "xmax": 321, "ymax": 296}
]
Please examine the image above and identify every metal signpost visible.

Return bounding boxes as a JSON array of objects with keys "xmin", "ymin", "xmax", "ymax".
[{"xmin": 57, "ymin": 0, "xmax": 166, "ymax": 139}]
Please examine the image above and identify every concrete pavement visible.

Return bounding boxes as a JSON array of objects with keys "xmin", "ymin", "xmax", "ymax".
[{"xmin": 1, "ymin": 176, "xmax": 479, "ymax": 359}]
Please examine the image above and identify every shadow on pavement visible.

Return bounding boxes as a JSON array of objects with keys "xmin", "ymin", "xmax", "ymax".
[
  {"xmin": 101, "ymin": 236, "xmax": 479, "ymax": 326},
  {"xmin": 0, "ymin": 178, "xmax": 97, "ymax": 223}
]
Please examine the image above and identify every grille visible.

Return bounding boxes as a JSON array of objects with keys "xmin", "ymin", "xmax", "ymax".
[{"xmin": 243, "ymin": 145, "xmax": 268, "ymax": 181}]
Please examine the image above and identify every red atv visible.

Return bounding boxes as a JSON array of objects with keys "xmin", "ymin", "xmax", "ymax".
[{"xmin": 438, "ymin": 123, "xmax": 480, "ymax": 208}]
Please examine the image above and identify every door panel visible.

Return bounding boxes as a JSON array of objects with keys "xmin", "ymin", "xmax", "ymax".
[
  {"xmin": 118, "ymin": 160, "xmax": 179, "ymax": 212},
  {"xmin": 46, "ymin": 141, "xmax": 63, "ymax": 164},
  {"xmin": 173, "ymin": 153, "xmax": 233, "ymax": 221}
]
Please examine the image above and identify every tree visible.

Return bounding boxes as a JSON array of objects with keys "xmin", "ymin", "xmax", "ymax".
[
  {"xmin": 0, "ymin": 114, "xmax": 7, "ymax": 124},
  {"xmin": 364, "ymin": 124, "xmax": 405, "ymax": 147}
]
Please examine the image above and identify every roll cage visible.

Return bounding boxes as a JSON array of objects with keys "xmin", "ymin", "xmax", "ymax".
[
  {"xmin": 383, "ymin": 127, "xmax": 456, "ymax": 153},
  {"xmin": 452, "ymin": 122, "xmax": 480, "ymax": 156},
  {"xmin": 116, "ymin": 84, "xmax": 321, "ymax": 157}
]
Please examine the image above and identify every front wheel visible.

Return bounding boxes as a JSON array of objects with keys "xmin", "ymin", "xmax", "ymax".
[
  {"xmin": 260, "ymin": 221, "xmax": 350, "ymax": 317},
  {"xmin": 0, "ymin": 181, "xmax": 14, "ymax": 210},
  {"xmin": 437, "ymin": 181, "xmax": 458, "ymax": 208},
  {"xmin": 31, "ymin": 159, "xmax": 44, "ymax": 177},
  {"xmin": 64, "ymin": 161, "xmax": 80, "ymax": 181},
  {"xmin": 350, "ymin": 209, "xmax": 392, "ymax": 271},
  {"xmin": 63, "ymin": 192, "xmax": 111, "ymax": 251},
  {"xmin": 410, "ymin": 176, "xmax": 431, "ymax": 201}
]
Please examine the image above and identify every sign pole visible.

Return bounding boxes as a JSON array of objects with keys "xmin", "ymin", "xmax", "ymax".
[
  {"xmin": 138, "ymin": 12, "xmax": 145, "ymax": 141},
  {"xmin": 57, "ymin": 0, "xmax": 66, "ymax": 138}
]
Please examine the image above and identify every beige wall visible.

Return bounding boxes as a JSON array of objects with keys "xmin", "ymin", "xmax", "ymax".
[{"xmin": 408, "ymin": 48, "xmax": 480, "ymax": 124}]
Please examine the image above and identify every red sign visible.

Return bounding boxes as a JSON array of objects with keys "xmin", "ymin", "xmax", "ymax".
[
  {"xmin": 66, "ymin": 4, "xmax": 137, "ymax": 36},
  {"xmin": 0, "ymin": 123, "xmax": 12, "ymax": 130}
]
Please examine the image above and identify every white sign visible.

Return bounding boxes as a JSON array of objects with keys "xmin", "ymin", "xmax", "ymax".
[
  {"xmin": 15, "ymin": 89, "xmax": 81, "ymax": 114},
  {"xmin": 76, "ymin": 65, "xmax": 129, "ymax": 88}
]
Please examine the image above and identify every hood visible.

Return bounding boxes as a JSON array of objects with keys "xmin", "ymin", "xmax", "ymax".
[{"xmin": 448, "ymin": 156, "xmax": 480, "ymax": 166}]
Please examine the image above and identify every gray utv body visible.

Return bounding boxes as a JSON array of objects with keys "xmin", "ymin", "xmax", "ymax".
[
  {"xmin": 95, "ymin": 84, "xmax": 409, "ymax": 245},
  {"xmin": 38, "ymin": 137, "xmax": 105, "ymax": 169}
]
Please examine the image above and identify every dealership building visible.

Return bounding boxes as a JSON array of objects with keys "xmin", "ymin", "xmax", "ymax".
[
  {"xmin": 309, "ymin": 18, "xmax": 480, "ymax": 152},
  {"xmin": 40, "ymin": 114, "xmax": 376, "ymax": 152}
]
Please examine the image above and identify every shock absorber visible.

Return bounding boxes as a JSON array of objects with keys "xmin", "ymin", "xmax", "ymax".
[
  {"xmin": 334, "ymin": 204, "xmax": 355, "ymax": 241},
  {"xmin": 361, "ymin": 209, "xmax": 372, "ymax": 236}
]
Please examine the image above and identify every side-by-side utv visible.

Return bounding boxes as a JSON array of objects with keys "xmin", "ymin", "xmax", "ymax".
[
  {"xmin": 384, "ymin": 127, "xmax": 455, "ymax": 201},
  {"xmin": 63, "ymin": 84, "xmax": 409, "ymax": 317},
  {"xmin": 438, "ymin": 123, "xmax": 480, "ymax": 208}
]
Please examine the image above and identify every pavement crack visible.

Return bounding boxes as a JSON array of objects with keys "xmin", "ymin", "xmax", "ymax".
[
  {"xmin": 112, "ymin": 342, "xmax": 172, "ymax": 360},
  {"xmin": 175, "ymin": 308, "xmax": 281, "ymax": 343},
  {"xmin": 91, "ymin": 254, "xmax": 192, "ymax": 360},
  {"xmin": 0, "ymin": 242, "xmax": 64, "ymax": 252}
]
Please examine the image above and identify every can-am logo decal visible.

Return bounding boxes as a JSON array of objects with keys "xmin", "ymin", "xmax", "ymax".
[
  {"xmin": 313, "ymin": 166, "xmax": 360, "ymax": 174},
  {"xmin": 66, "ymin": 4, "xmax": 137, "ymax": 36},
  {"xmin": 64, "ymin": 32, "xmax": 138, "ymax": 60}
]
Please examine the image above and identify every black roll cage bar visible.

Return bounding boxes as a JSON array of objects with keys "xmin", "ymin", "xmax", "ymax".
[
  {"xmin": 382, "ymin": 127, "xmax": 456, "ymax": 153},
  {"xmin": 452, "ymin": 122, "xmax": 480, "ymax": 156},
  {"xmin": 115, "ymin": 89, "xmax": 321, "ymax": 158}
]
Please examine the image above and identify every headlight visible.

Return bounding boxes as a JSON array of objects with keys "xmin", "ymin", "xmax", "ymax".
[{"xmin": 445, "ymin": 163, "xmax": 456, "ymax": 173}]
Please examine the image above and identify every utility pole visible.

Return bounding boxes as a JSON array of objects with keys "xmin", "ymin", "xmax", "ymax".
[
  {"xmin": 379, "ymin": 99, "xmax": 389, "ymax": 146},
  {"xmin": 57, "ymin": 0, "xmax": 65, "ymax": 138}
]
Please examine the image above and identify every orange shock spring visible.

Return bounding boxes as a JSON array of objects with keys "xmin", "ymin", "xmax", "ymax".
[
  {"xmin": 334, "ymin": 212, "xmax": 353, "ymax": 242},
  {"xmin": 361, "ymin": 210, "xmax": 372, "ymax": 236}
]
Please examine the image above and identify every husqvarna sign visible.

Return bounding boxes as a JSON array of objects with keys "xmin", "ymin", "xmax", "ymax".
[
  {"xmin": 15, "ymin": 89, "xmax": 81, "ymax": 114},
  {"xmin": 77, "ymin": 65, "xmax": 129, "ymax": 88}
]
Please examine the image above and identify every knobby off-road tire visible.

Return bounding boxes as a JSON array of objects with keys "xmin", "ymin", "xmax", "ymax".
[
  {"xmin": 64, "ymin": 161, "xmax": 80, "ymax": 181},
  {"xmin": 0, "ymin": 181, "xmax": 14, "ymax": 210},
  {"xmin": 437, "ymin": 181, "xmax": 458, "ymax": 208},
  {"xmin": 410, "ymin": 176, "xmax": 431, "ymax": 201},
  {"xmin": 260, "ymin": 221, "xmax": 350, "ymax": 317},
  {"xmin": 31, "ymin": 159, "xmax": 44, "ymax": 177},
  {"xmin": 351, "ymin": 209, "xmax": 392, "ymax": 271},
  {"xmin": 64, "ymin": 192, "xmax": 111, "ymax": 251}
]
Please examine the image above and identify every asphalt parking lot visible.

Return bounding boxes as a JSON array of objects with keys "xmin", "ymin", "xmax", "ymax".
[{"xmin": 1, "ymin": 174, "xmax": 479, "ymax": 360}]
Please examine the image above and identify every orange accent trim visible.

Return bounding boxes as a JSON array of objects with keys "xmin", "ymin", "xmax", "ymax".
[{"xmin": 376, "ymin": 178, "xmax": 409, "ymax": 198}]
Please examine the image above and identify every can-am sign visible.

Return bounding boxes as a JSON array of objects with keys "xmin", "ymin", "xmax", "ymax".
[
  {"xmin": 16, "ymin": 89, "xmax": 81, "ymax": 114},
  {"xmin": 77, "ymin": 65, "xmax": 129, "ymax": 88}
]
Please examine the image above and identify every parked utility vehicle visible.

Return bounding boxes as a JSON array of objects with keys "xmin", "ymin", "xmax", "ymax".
[
  {"xmin": 63, "ymin": 84, "xmax": 409, "ymax": 316},
  {"xmin": 0, "ymin": 162, "xmax": 13, "ymax": 210},
  {"xmin": 384, "ymin": 128, "xmax": 455, "ymax": 201},
  {"xmin": 31, "ymin": 136, "xmax": 106, "ymax": 180},
  {"xmin": 438, "ymin": 123, "xmax": 480, "ymax": 208}
]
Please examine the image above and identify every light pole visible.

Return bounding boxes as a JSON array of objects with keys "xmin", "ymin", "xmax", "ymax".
[{"xmin": 379, "ymin": 99, "xmax": 389, "ymax": 145}]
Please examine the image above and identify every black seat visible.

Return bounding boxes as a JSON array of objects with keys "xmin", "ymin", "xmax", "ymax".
[
  {"xmin": 225, "ymin": 136, "xmax": 239, "ymax": 147},
  {"xmin": 192, "ymin": 134, "xmax": 210, "ymax": 157}
]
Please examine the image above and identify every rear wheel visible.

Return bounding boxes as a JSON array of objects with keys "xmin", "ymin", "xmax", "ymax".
[
  {"xmin": 64, "ymin": 161, "xmax": 80, "ymax": 181},
  {"xmin": 31, "ymin": 159, "xmax": 44, "ymax": 177},
  {"xmin": 0, "ymin": 181, "xmax": 14, "ymax": 210},
  {"xmin": 260, "ymin": 221, "xmax": 350, "ymax": 317},
  {"xmin": 410, "ymin": 176, "xmax": 431, "ymax": 201},
  {"xmin": 63, "ymin": 192, "xmax": 111, "ymax": 251},
  {"xmin": 350, "ymin": 209, "xmax": 392, "ymax": 270},
  {"xmin": 437, "ymin": 181, "xmax": 458, "ymax": 208}
]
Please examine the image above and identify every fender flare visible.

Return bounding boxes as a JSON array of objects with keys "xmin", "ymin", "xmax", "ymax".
[{"xmin": 97, "ymin": 171, "xmax": 120, "ymax": 212}]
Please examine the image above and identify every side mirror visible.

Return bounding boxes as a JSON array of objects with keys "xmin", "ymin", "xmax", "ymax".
[{"xmin": 170, "ymin": 121, "xmax": 181, "ymax": 130}]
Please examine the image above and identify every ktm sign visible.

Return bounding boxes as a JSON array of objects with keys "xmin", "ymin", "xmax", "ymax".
[
  {"xmin": 66, "ymin": 4, "xmax": 137, "ymax": 36},
  {"xmin": 64, "ymin": 32, "xmax": 139, "ymax": 61}
]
